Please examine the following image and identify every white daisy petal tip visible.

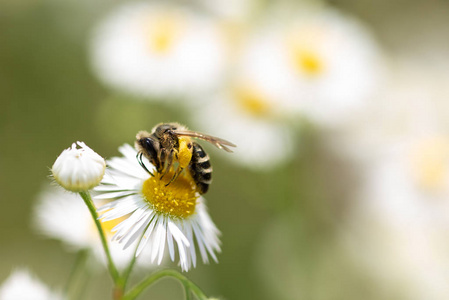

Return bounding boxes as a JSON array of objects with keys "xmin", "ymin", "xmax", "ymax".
[
  {"xmin": 94, "ymin": 143, "xmax": 222, "ymax": 271},
  {"xmin": 52, "ymin": 141, "xmax": 106, "ymax": 192}
]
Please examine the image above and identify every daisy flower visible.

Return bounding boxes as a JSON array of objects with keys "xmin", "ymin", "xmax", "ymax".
[
  {"xmin": 89, "ymin": 2, "xmax": 227, "ymax": 99},
  {"xmin": 0, "ymin": 269, "xmax": 65, "ymax": 300},
  {"xmin": 191, "ymin": 21, "xmax": 298, "ymax": 170},
  {"xmin": 192, "ymin": 83, "xmax": 294, "ymax": 170},
  {"xmin": 346, "ymin": 143, "xmax": 449, "ymax": 299},
  {"xmin": 238, "ymin": 7, "xmax": 384, "ymax": 127},
  {"xmin": 355, "ymin": 130, "xmax": 449, "ymax": 235},
  {"xmin": 327, "ymin": 57, "xmax": 449, "ymax": 162},
  {"xmin": 93, "ymin": 144, "xmax": 221, "ymax": 272},
  {"xmin": 342, "ymin": 68, "xmax": 449, "ymax": 299},
  {"xmin": 33, "ymin": 185, "xmax": 154, "ymax": 270},
  {"xmin": 52, "ymin": 141, "xmax": 105, "ymax": 192}
]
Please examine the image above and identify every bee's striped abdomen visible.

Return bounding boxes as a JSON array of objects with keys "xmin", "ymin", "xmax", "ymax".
[{"xmin": 189, "ymin": 142, "xmax": 212, "ymax": 194}]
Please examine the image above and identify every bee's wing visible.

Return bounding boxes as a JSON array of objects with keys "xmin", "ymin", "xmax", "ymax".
[{"xmin": 173, "ymin": 130, "xmax": 236, "ymax": 153}]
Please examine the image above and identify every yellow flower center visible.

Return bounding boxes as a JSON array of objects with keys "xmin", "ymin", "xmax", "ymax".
[
  {"xmin": 233, "ymin": 85, "xmax": 271, "ymax": 117},
  {"xmin": 292, "ymin": 48, "xmax": 323, "ymax": 76},
  {"xmin": 144, "ymin": 13, "xmax": 184, "ymax": 54},
  {"xmin": 409, "ymin": 136, "xmax": 449, "ymax": 192},
  {"xmin": 142, "ymin": 170, "xmax": 198, "ymax": 218},
  {"xmin": 286, "ymin": 29, "xmax": 325, "ymax": 76}
]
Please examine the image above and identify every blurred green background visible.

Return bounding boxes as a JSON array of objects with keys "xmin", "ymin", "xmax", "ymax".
[{"xmin": 2, "ymin": 0, "xmax": 449, "ymax": 299}]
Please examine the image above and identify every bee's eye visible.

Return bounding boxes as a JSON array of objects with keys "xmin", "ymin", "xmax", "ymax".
[
  {"xmin": 142, "ymin": 138, "xmax": 158, "ymax": 158},
  {"xmin": 188, "ymin": 143, "xmax": 192, "ymax": 149}
]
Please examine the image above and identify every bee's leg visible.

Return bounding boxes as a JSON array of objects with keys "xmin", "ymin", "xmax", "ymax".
[
  {"xmin": 136, "ymin": 152, "xmax": 154, "ymax": 176},
  {"xmin": 157, "ymin": 148, "xmax": 165, "ymax": 173},
  {"xmin": 160, "ymin": 149, "xmax": 174, "ymax": 180},
  {"xmin": 165, "ymin": 166, "xmax": 184, "ymax": 187}
]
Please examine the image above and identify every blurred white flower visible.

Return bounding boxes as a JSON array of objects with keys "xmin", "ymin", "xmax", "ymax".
[
  {"xmin": 90, "ymin": 2, "xmax": 227, "ymax": 99},
  {"xmin": 323, "ymin": 57, "xmax": 449, "ymax": 162},
  {"xmin": 345, "ymin": 120, "xmax": 449, "ymax": 298},
  {"xmin": 346, "ymin": 147, "xmax": 449, "ymax": 299},
  {"xmin": 346, "ymin": 213, "xmax": 449, "ymax": 300},
  {"xmin": 52, "ymin": 141, "xmax": 105, "ymax": 192},
  {"xmin": 94, "ymin": 144, "xmax": 221, "ymax": 272},
  {"xmin": 239, "ymin": 8, "xmax": 384, "ymax": 126},
  {"xmin": 33, "ymin": 185, "xmax": 154, "ymax": 270},
  {"xmin": 357, "ymin": 131, "xmax": 449, "ymax": 230},
  {"xmin": 0, "ymin": 269, "xmax": 65, "ymax": 300},
  {"xmin": 195, "ymin": 0, "xmax": 257, "ymax": 20},
  {"xmin": 321, "ymin": 53, "xmax": 449, "ymax": 299},
  {"xmin": 193, "ymin": 84, "xmax": 294, "ymax": 170}
]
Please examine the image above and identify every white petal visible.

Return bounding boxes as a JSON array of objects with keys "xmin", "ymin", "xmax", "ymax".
[
  {"xmin": 168, "ymin": 221, "xmax": 190, "ymax": 247},
  {"xmin": 183, "ymin": 221, "xmax": 197, "ymax": 268},
  {"xmin": 191, "ymin": 220, "xmax": 209, "ymax": 263},
  {"xmin": 94, "ymin": 191, "xmax": 137, "ymax": 200},
  {"xmin": 150, "ymin": 216, "xmax": 164, "ymax": 263},
  {"xmin": 122, "ymin": 211, "xmax": 153, "ymax": 249},
  {"xmin": 157, "ymin": 218, "xmax": 167, "ymax": 264},
  {"xmin": 166, "ymin": 227, "xmax": 175, "ymax": 261},
  {"xmin": 136, "ymin": 213, "xmax": 158, "ymax": 256}
]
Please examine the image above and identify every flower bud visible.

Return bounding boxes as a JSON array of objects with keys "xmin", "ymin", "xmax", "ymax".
[{"xmin": 52, "ymin": 141, "xmax": 105, "ymax": 192}]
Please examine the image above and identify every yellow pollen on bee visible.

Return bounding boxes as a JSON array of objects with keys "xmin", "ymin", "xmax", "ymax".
[
  {"xmin": 144, "ymin": 13, "xmax": 184, "ymax": 54},
  {"xmin": 409, "ymin": 136, "xmax": 449, "ymax": 191},
  {"xmin": 142, "ymin": 170, "xmax": 198, "ymax": 218},
  {"xmin": 233, "ymin": 86, "xmax": 271, "ymax": 117},
  {"xmin": 178, "ymin": 138, "xmax": 193, "ymax": 168}
]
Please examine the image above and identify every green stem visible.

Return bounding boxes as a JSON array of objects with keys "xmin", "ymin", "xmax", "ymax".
[
  {"xmin": 119, "ymin": 221, "xmax": 151, "ymax": 290},
  {"xmin": 123, "ymin": 269, "xmax": 208, "ymax": 300},
  {"xmin": 119, "ymin": 250, "xmax": 138, "ymax": 290},
  {"xmin": 79, "ymin": 191, "xmax": 120, "ymax": 284},
  {"xmin": 71, "ymin": 261, "xmax": 92, "ymax": 300},
  {"xmin": 183, "ymin": 282, "xmax": 192, "ymax": 300},
  {"xmin": 64, "ymin": 249, "xmax": 89, "ymax": 299}
]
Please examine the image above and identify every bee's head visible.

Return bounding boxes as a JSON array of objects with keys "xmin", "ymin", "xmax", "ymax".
[{"xmin": 136, "ymin": 131, "xmax": 161, "ymax": 170}]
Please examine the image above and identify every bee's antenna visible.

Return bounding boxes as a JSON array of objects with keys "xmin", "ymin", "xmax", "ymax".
[{"xmin": 136, "ymin": 152, "xmax": 154, "ymax": 177}]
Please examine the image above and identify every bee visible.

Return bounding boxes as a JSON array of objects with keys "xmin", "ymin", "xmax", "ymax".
[{"xmin": 135, "ymin": 122, "xmax": 235, "ymax": 194}]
